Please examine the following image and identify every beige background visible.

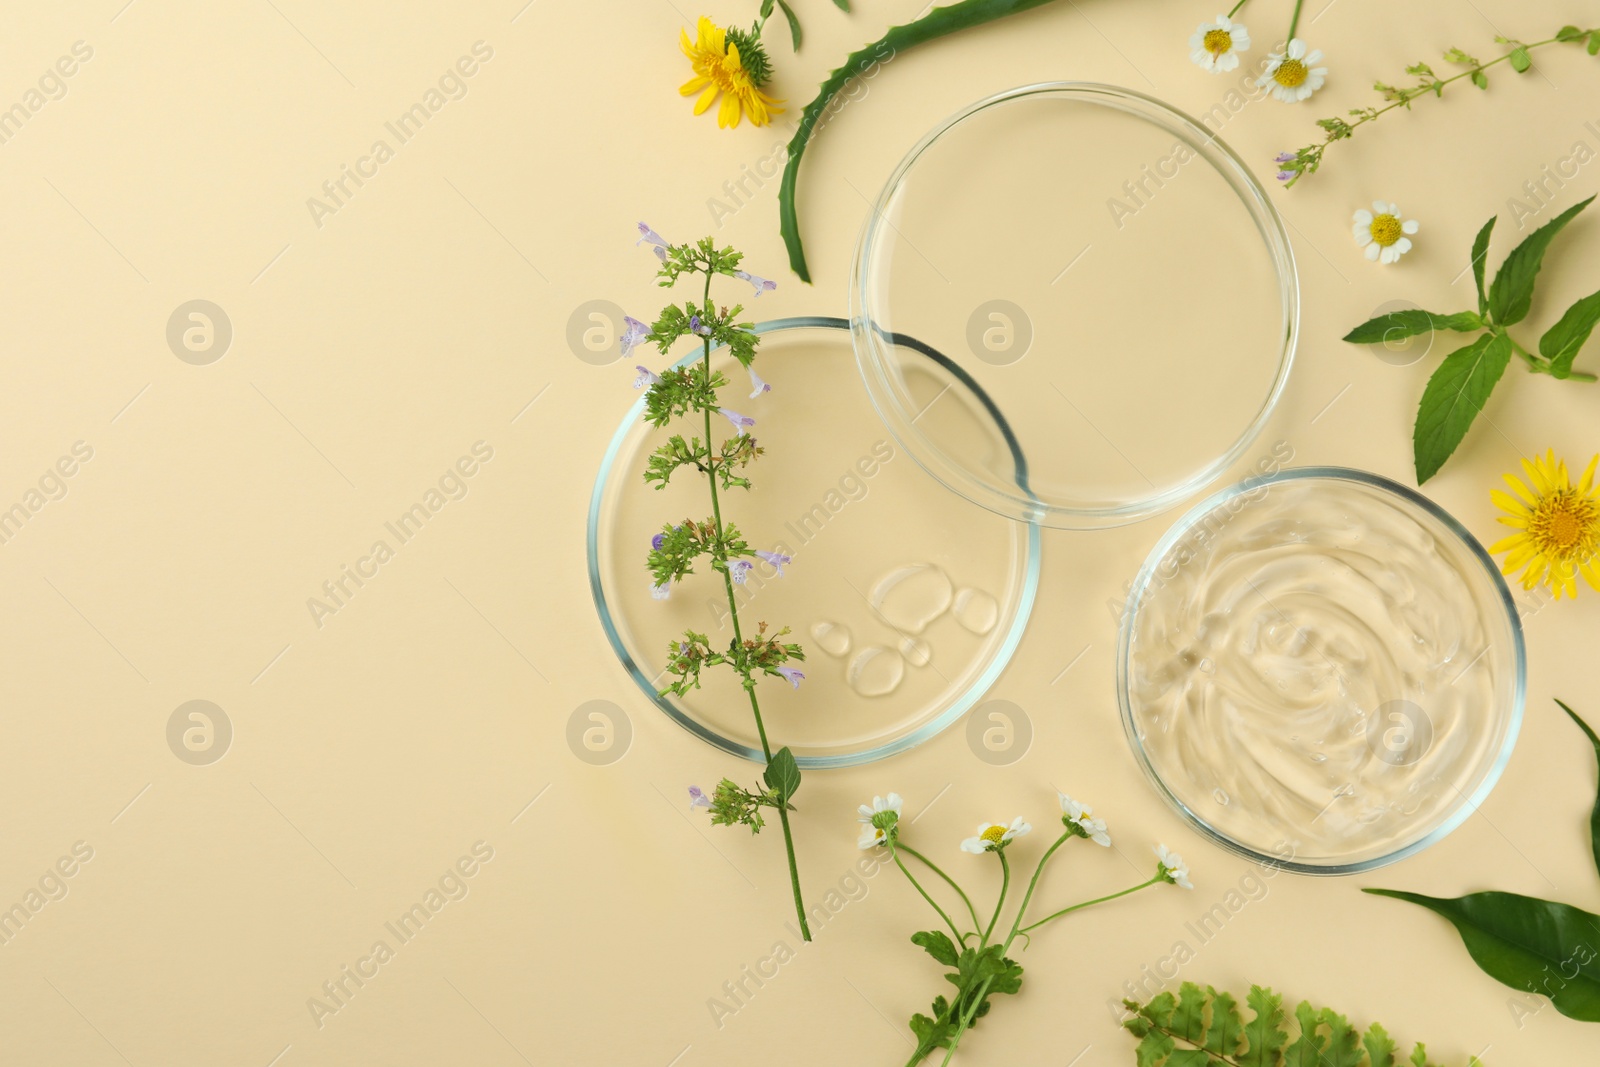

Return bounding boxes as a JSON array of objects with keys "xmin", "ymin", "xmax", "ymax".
[{"xmin": 2, "ymin": 0, "xmax": 1598, "ymax": 1063}]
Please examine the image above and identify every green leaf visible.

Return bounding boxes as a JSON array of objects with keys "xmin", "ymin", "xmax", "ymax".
[
  {"xmin": 1282, "ymin": 1002, "xmax": 1326, "ymax": 1067},
  {"xmin": 1538, "ymin": 290, "xmax": 1600, "ymax": 378},
  {"xmin": 832, "ymin": 0, "xmax": 851, "ymax": 9},
  {"xmin": 1167, "ymin": 1053, "xmax": 1214, "ymax": 1066},
  {"xmin": 1556, "ymin": 699, "xmax": 1600, "ymax": 882},
  {"xmin": 1317, "ymin": 1008, "xmax": 1363, "ymax": 1067},
  {"xmin": 1488, "ymin": 195, "xmax": 1595, "ymax": 326},
  {"xmin": 1240, "ymin": 986, "xmax": 1288, "ymax": 1067},
  {"xmin": 1135, "ymin": 1031, "xmax": 1176, "ymax": 1067},
  {"xmin": 762, "ymin": 746, "xmax": 801, "ymax": 802},
  {"xmin": 1409, "ymin": 1044, "xmax": 1429, "ymax": 1067},
  {"xmin": 1413, "ymin": 332, "xmax": 1513, "ymax": 483},
  {"xmin": 1204, "ymin": 988, "xmax": 1246, "ymax": 1058},
  {"xmin": 779, "ymin": 0, "xmax": 1060, "ymax": 280},
  {"xmin": 1470, "ymin": 215, "xmax": 1495, "ymax": 316},
  {"xmin": 1170, "ymin": 983, "xmax": 1208, "ymax": 1046},
  {"xmin": 775, "ymin": 0, "xmax": 803, "ymax": 49},
  {"xmin": 1364, "ymin": 888, "xmax": 1600, "ymax": 1021},
  {"xmin": 1363, "ymin": 1022, "xmax": 1397, "ymax": 1067},
  {"xmin": 1557, "ymin": 25, "xmax": 1588, "ymax": 42},
  {"xmin": 1142, "ymin": 990, "xmax": 1178, "ymax": 1029},
  {"xmin": 912, "ymin": 929, "xmax": 960, "ymax": 967},
  {"xmin": 1590, "ymin": 34, "xmax": 1600, "ymax": 55},
  {"xmin": 1471, "ymin": 69, "xmax": 1488, "ymax": 88},
  {"xmin": 1342, "ymin": 309, "xmax": 1481, "ymax": 345},
  {"xmin": 1509, "ymin": 46, "xmax": 1532, "ymax": 72}
]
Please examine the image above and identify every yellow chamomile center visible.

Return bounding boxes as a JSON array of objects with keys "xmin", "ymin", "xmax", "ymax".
[
  {"xmin": 1532, "ymin": 492, "xmax": 1598, "ymax": 558},
  {"xmin": 1203, "ymin": 29, "xmax": 1233, "ymax": 56},
  {"xmin": 980, "ymin": 825, "xmax": 1007, "ymax": 845},
  {"xmin": 1369, "ymin": 214, "xmax": 1403, "ymax": 247},
  {"xmin": 1273, "ymin": 58, "xmax": 1308, "ymax": 88}
]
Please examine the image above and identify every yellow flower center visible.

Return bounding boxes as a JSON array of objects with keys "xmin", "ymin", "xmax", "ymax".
[
  {"xmin": 1369, "ymin": 214, "xmax": 1403, "ymax": 247},
  {"xmin": 980, "ymin": 825, "xmax": 1007, "ymax": 845},
  {"xmin": 1531, "ymin": 493, "xmax": 1599, "ymax": 558},
  {"xmin": 1203, "ymin": 29, "xmax": 1233, "ymax": 56},
  {"xmin": 1273, "ymin": 58, "xmax": 1308, "ymax": 88}
]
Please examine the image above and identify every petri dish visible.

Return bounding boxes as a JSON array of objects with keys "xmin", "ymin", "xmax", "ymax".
[
  {"xmin": 1118, "ymin": 468, "xmax": 1525, "ymax": 874},
  {"xmin": 853, "ymin": 83, "xmax": 1297, "ymax": 529},
  {"xmin": 588, "ymin": 318, "xmax": 1040, "ymax": 768}
]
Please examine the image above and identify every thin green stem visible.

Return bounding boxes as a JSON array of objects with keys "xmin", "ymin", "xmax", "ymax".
[
  {"xmin": 892, "ymin": 850, "xmax": 966, "ymax": 946},
  {"xmin": 1018, "ymin": 876, "xmax": 1164, "ymax": 934},
  {"xmin": 1004, "ymin": 832, "xmax": 1071, "ymax": 946},
  {"xmin": 1285, "ymin": 0, "xmax": 1304, "ymax": 42},
  {"xmin": 697, "ymin": 267, "xmax": 810, "ymax": 941},
  {"xmin": 1226, "ymin": 0, "xmax": 1248, "ymax": 16},
  {"xmin": 898, "ymin": 843, "xmax": 982, "ymax": 937},
  {"xmin": 981, "ymin": 850, "xmax": 1010, "ymax": 947}
]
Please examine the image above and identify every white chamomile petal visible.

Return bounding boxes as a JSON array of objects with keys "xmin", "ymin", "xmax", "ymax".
[
  {"xmin": 1365, "ymin": 243, "xmax": 1381, "ymax": 261},
  {"xmin": 1402, "ymin": 219, "xmax": 1419, "ymax": 234},
  {"xmin": 1288, "ymin": 39, "xmax": 1306, "ymax": 60},
  {"xmin": 1395, "ymin": 237, "xmax": 1413, "ymax": 254},
  {"xmin": 1353, "ymin": 209, "xmax": 1373, "ymax": 225}
]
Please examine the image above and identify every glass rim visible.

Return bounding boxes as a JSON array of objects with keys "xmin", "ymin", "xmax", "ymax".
[
  {"xmin": 1115, "ymin": 465, "xmax": 1528, "ymax": 875},
  {"xmin": 851, "ymin": 81, "xmax": 1301, "ymax": 530},
  {"xmin": 586, "ymin": 316, "xmax": 1042, "ymax": 769}
]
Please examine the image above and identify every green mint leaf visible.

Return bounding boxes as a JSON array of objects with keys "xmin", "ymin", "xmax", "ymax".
[
  {"xmin": 1342, "ymin": 310, "xmax": 1480, "ymax": 345},
  {"xmin": 911, "ymin": 929, "xmax": 960, "ymax": 967},
  {"xmin": 1413, "ymin": 333, "xmax": 1513, "ymax": 483},
  {"xmin": 1470, "ymin": 215, "xmax": 1496, "ymax": 316},
  {"xmin": 1509, "ymin": 46, "xmax": 1532, "ymax": 72},
  {"xmin": 1364, "ymin": 888, "xmax": 1600, "ymax": 1022},
  {"xmin": 1488, "ymin": 194, "xmax": 1595, "ymax": 326},
  {"xmin": 1240, "ymin": 986, "xmax": 1288, "ymax": 1067},
  {"xmin": 1538, "ymin": 289, "xmax": 1600, "ymax": 378},
  {"xmin": 1363, "ymin": 1022, "xmax": 1397, "ymax": 1067},
  {"xmin": 1555, "ymin": 699, "xmax": 1600, "ymax": 881},
  {"xmin": 775, "ymin": 0, "xmax": 803, "ymax": 49},
  {"xmin": 1204, "ymin": 988, "xmax": 1247, "ymax": 1058},
  {"xmin": 762, "ymin": 746, "xmax": 801, "ymax": 802}
]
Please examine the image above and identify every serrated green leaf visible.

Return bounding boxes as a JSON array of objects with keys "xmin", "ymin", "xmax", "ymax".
[
  {"xmin": 1343, "ymin": 309, "xmax": 1481, "ymax": 345},
  {"xmin": 1170, "ymin": 983, "xmax": 1209, "ymax": 1046},
  {"xmin": 1556, "ymin": 700, "xmax": 1600, "ymax": 882},
  {"xmin": 1488, "ymin": 195, "xmax": 1594, "ymax": 326},
  {"xmin": 1538, "ymin": 289, "xmax": 1600, "ymax": 378},
  {"xmin": 1365, "ymin": 888, "xmax": 1600, "ymax": 1021},
  {"xmin": 1470, "ymin": 215, "xmax": 1496, "ymax": 315},
  {"xmin": 1204, "ymin": 989, "xmax": 1246, "ymax": 1058},
  {"xmin": 1364, "ymin": 1022, "xmax": 1397, "ymax": 1067},
  {"xmin": 1240, "ymin": 986, "xmax": 1288, "ymax": 1067},
  {"xmin": 1167, "ymin": 1052, "xmax": 1214, "ymax": 1066},
  {"xmin": 775, "ymin": 0, "xmax": 802, "ymax": 49},
  {"xmin": 1143, "ymin": 990, "xmax": 1178, "ymax": 1028},
  {"xmin": 912, "ymin": 929, "xmax": 959, "ymax": 967},
  {"xmin": 1409, "ymin": 1043, "xmax": 1429, "ymax": 1067},
  {"xmin": 762, "ymin": 746, "xmax": 801, "ymax": 802},
  {"xmin": 1136, "ymin": 1030, "xmax": 1176, "ymax": 1067},
  {"xmin": 1318, "ymin": 1008, "xmax": 1363, "ymax": 1067},
  {"xmin": 1282, "ymin": 1002, "xmax": 1326, "ymax": 1067},
  {"xmin": 1509, "ymin": 46, "xmax": 1531, "ymax": 71},
  {"xmin": 1413, "ymin": 332, "xmax": 1513, "ymax": 483}
]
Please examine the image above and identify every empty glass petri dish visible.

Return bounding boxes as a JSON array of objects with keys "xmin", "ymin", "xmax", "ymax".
[
  {"xmin": 588, "ymin": 318, "xmax": 1040, "ymax": 767},
  {"xmin": 853, "ymin": 83, "xmax": 1297, "ymax": 529},
  {"xmin": 1118, "ymin": 468, "xmax": 1525, "ymax": 874}
]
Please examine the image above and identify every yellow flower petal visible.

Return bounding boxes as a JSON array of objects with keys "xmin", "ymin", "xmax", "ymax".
[
  {"xmin": 693, "ymin": 82, "xmax": 720, "ymax": 115},
  {"xmin": 1490, "ymin": 489, "xmax": 1530, "ymax": 517},
  {"xmin": 718, "ymin": 92, "xmax": 742, "ymax": 128}
]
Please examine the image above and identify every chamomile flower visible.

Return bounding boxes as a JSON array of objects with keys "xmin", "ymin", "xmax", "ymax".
[
  {"xmin": 1058, "ymin": 793, "xmax": 1111, "ymax": 846},
  {"xmin": 1189, "ymin": 14, "xmax": 1251, "ymax": 73},
  {"xmin": 1258, "ymin": 39, "xmax": 1327, "ymax": 102},
  {"xmin": 857, "ymin": 793, "xmax": 903, "ymax": 849},
  {"xmin": 961, "ymin": 817, "xmax": 1030, "ymax": 854},
  {"xmin": 1353, "ymin": 201, "xmax": 1418, "ymax": 264},
  {"xmin": 1491, "ymin": 450, "xmax": 1600, "ymax": 598},
  {"xmin": 678, "ymin": 17, "xmax": 784, "ymax": 129},
  {"xmin": 1154, "ymin": 844, "xmax": 1194, "ymax": 889}
]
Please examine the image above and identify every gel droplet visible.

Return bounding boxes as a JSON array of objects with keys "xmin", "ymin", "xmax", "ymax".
[
  {"xmin": 899, "ymin": 636, "xmax": 931, "ymax": 667},
  {"xmin": 810, "ymin": 621, "xmax": 852, "ymax": 658},
  {"xmin": 1213, "ymin": 788, "xmax": 1231, "ymax": 806},
  {"xmin": 847, "ymin": 646, "xmax": 905, "ymax": 697},
  {"xmin": 952, "ymin": 587, "xmax": 998, "ymax": 635},
  {"xmin": 870, "ymin": 564, "xmax": 952, "ymax": 635}
]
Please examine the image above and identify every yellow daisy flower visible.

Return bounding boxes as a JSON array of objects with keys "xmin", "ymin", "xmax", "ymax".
[
  {"xmin": 1490, "ymin": 450, "xmax": 1600, "ymax": 599},
  {"xmin": 679, "ymin": 17, "xmax": 783, "ymax": 129}
]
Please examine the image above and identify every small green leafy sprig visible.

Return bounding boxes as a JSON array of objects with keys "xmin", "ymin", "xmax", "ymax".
[
  {"xmin": 754, "ymin": 0, "xmax": 851, "ymax": 53},
  {"xmin": 1122, "ymin": 982, "xmax": 1485, "ymax": 1067},
  {"xmin": 1342, "ymin": 196, "xmax": 1599, "ymax": 483},
  {"xmin": 861, "ymin": 793, "xmax": 1188, "ymax": 1066},
  {"xmin": 630, "ymin": 223, "xmax": 812, "ymax": 939},
  {"xmin": 1364, "ymin": 700, "xmax": 1600, "ymax": 1024},
  {"xmin": 1278, "ymin": 25, "xmax": 1599, "ymax": 188}
]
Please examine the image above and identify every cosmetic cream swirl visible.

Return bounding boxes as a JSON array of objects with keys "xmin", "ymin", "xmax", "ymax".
[{"xmin": 1123, "ymin": 475, "xmax": 1521, "ymax": 868}]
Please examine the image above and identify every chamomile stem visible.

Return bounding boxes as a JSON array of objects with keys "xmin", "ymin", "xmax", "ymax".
[
  {"xmin": 1285, "ymin": 0, "xmax": 1304, "ymax": 42},
  {"xmin": 699, "ymin": 268, "xmax": 810, "ymax": 941},
  {"xmin": 898, "ymin": 843, "xmax": 983, "ymax": 937},
  {"xmin": 1004, "ymin": 832, "xmax": 1071, "ymax": 946},
  {"xmin": 981, "ymin": 851, "xmax": 1010, "ymax": 947},
  {"xmin": 1227, "ymin": 0, "xmax": 1248, "ymax": 17},
  {"xmin": 1017, "ymin": 876, "xmax": 1164, "ymax": 934},
  {"xmin": 893, "ymin": 850, "xmax": 966, "ymax": 946}
]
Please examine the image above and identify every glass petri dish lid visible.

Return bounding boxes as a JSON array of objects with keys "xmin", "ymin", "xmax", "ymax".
[
  {"xmin": 1118, "ymin": 468, "xmax": 1526, "ymax": 874},
  {"xmin": 589, "ymin": 319, "xmax": 1040, "ymax": 768},
  {"xmin": 853, "ymin": 83, "xmax": 1298, "ymax": 529}
]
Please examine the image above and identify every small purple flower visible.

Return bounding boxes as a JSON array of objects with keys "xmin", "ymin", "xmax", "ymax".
[
  {"xmin": 653, "ymin": 246, "xmax": 667, "ymax": 262},
  {"xmin": 688, "ymin": 785, "xmax": 711, "ymax": 809},
  {"xmin": 729, "ymin": 559, "xmax": 753, "ymax": 584},
  {"xmin": 689, "ymin": 314, "xmax": 712, "ymax": 337},
  {"xmin": 719, "ymin": 408, "xmax": 755, "ymax": 435},
  {"xmin": 636, "ymin": 222, "xmax": 670, "ymax": 249},
  {"xmin": 754, "ymin": 549, "xmax": 792, "ymax": 576},
  {"xmin": 620, "ymin": 316, "xmax": 652, "ymax": 360},
  {"xmin": 733, "ymin": 270, "xmax": 777, "ymax": 297},
  {"xmin": 633, "ymin": 365, "xmax": 661, "ymax": 390},
  {"xmin": 1276, "ymin": 170, "xmax": 1295, "ymax": 183},
  {"xmin": 775, "ymin": 665, "xmax": 804, "ymax": 689},
  {"xmin": 650, "ymin": 581, "xmax": 671, "ymax": 600},
  {"xmin": 748, "ymin": 368, "xmax": 770, "ymax": 398},
  {"xmin": 651, "ymin": 532, "xmax": 667, "ymax": 550},
  {"xmin": 1274, "ymin": 152, "xmax": 1295, "ymax": 164}
]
